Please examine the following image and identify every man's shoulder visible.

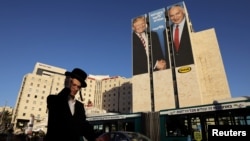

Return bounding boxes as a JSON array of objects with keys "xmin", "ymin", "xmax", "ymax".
[
  {"xmin": 47, "ymin": 94, "xmax": 57, "ymax": 99},
  {"xmin": 47, "ymin": 94, "xmax": 58, "ymax": 103},
  {"xmin": 47, "ymin": 88, "xmax": 70, "ymax": 99}
]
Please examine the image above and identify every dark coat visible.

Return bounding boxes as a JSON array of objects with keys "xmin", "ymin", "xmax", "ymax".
[
  {"xmin": 133, "ymin": 31, "xmax": 165, "ymax": 75},
  {"xmin": 45, "ymin": 88, "xmax": 96, "ymax": 141},
  {"xmin": 171, "ymin": 20, "xmax": 194, "ymax": 67}
]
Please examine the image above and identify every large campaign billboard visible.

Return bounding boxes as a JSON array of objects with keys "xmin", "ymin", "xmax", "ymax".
[
  {"xmin": 166, "ymin": 2, "xmax": 194, "ymax": 68},
  {"xmin": 148, "ymin": 8, "xmax": 170, "ymax": 70},
  {"xmin": 132, "ymin": 14, "xmax": 149, "ymax": 76},
  {"xmin": 132, "ymin": 12, "xmax": 169, "ymax": 76},
  {"xmin": 132, "ymin": 1, "xmax": 202, "ymax": 111},
  {"xmin": 132, "ymin": 1, "xmax": 230, "ymax": 112}
]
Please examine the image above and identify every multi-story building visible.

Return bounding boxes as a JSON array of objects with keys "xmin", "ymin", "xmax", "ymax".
[
  {"xmin": 132, "ymin": 2, "xmax": 231, "ymax": 112},
  {"xmin": 11, "ymin": 63, "xmax": 66, "ymax": 133},
  {"xmin": 90, "ymin": 75, "xmax": 132, "ymax": 114}
]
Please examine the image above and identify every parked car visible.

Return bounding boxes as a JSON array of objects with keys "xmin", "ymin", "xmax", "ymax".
[{"xmin": 97, "ymin": 131, "xmax": 152, "ymax": 141}]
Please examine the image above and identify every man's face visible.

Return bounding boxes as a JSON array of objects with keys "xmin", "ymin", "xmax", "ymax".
[
  {"xmin": 169, "ymin": 6, "xmax": 185, "ymax": 24},
  {"xmin": 69, "ymin": 78, "xmax": 81, "ymax": 97},
  {"xmin": 133, "ymin": 18, "xmax": 147, "ymax": 34}
]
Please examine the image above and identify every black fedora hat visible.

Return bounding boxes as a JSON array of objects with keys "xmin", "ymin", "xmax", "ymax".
[{"xmin": 65, "ymin": 68, "xmax": 87, "ymax": 88}]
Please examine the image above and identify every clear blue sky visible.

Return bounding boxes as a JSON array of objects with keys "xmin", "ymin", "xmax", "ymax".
[{"xmin": 1, "ymin": 0, "xmax": 249, "ymax": 107}]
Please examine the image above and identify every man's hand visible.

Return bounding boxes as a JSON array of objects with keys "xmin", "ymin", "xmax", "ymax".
[{"xmin": 156, "ymin": 59, "xmax": 167, "ymax": 70}]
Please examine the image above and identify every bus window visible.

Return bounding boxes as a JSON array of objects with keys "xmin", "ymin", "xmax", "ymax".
[{"xmin": 166, "ymin": 115, "xmax": 188, "ymax": 136}]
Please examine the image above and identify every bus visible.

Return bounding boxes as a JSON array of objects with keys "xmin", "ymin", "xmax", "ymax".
[
  {"xmin": 87, "ymin": 96, "xmax": 250, "ymax": 141},
  {"xmin": 160, "ymin": 96, "xmax": 250, "ymax": 141},
  {"xmin": 86, "ymin": 112, "xmax": 144, "ymax": 136}
]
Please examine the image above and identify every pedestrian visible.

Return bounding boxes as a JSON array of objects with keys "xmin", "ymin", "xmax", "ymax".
[{"xmin": 45, "ymin": 68, "xmax": 98, "ymax": 141}]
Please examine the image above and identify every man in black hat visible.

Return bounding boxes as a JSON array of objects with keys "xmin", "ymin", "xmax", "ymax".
[{"xmin": 45, "ymin": 68, "xmax": 97, "ymax": 141}]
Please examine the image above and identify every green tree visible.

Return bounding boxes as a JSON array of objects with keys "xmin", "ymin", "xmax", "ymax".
[{"xmin": 0, "ymin": 110, "xmax": 13, "ymax": 134}]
